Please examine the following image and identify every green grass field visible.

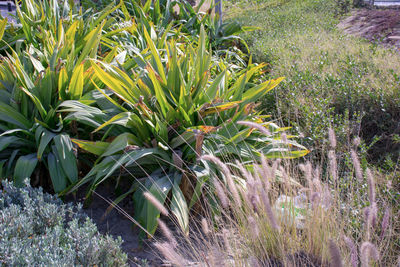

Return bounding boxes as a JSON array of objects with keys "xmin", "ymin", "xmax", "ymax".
[{"xmin": 226, "ymin": 0, "xmax": 400, "ymax": 169}]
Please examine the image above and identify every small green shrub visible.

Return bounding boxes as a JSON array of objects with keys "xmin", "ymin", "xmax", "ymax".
[{"xmin": 0, "ymin": 180, "xmax": 127, "ymax": 266}]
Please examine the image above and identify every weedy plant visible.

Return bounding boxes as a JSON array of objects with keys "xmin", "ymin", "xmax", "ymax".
[{"xmin": 147, "ymin": 130, "xmax": 399, "ymax": 266}]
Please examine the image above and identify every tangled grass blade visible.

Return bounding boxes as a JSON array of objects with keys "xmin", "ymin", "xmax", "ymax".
[{"xmin": 143, "ymin": 191, "xmax": 169, "ymax": 217}]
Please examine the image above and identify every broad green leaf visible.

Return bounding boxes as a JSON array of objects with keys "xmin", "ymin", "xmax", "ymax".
[
  {"xmin": 47, "ymin": 152, "xmax": 68, "ymax": 193},
  {"xmin": 143, "ymin": 27, "xmax": 167, "ymax": 84},
  {"xmin": 171, "ymin": 175, "xmax": 189, "ymax": 235},
  {"xmin": 58, "ymin": 67, "xmax": 69, "ymax": 100},
  {"xmin": 0, "ymin": 102, "xmax": 32, "ymax": 129},
  {"xmin": 53, "ymin": 134, "xmax": 78, "ymax": 183},
  {"xmin": 71, "ymin": 139, "xmax": 109, "ymax": 156},
  {"xmin": 69, "ymin": 64, "xmax": 84, "ymax": 99},
  {"xmin": 14, "ymin": 153, "xmax": 38, "ymax": 187},
  {"xmin": 76, "ymin": 21, "xmax": 105, "ymax": 65},
  {"xmin": 0, "ymin": 18, "xmax": 7, "ymax": 41},
  {"xmin": 189, "ymin": 165, "xmax": 210, "ymax": 209},
  {"xmin": 242, "ymin": 77, "xmax": 284, "ymax": 104},
  {"xmin": 102, "ymin": 133, "xmax": 137, "ymax": 157},
  {"xmin": 198, "ymin": 70, "xmax": 226, "ymax": 103},
  {"xmin": 0, "ymin": 136, "xmax": 20, "ymax": 151},
  {"xmin": 37, "ymin": 128, "xmax": 55, "ymax": 160},
  {"xmin": 144, "ymin": 176, "xmax": 173, "ymax": 235},
  {"xmin": 90, "ymin": 61, "xmax": 136, "ymax": 104},
  {"xmin": 94, "ymin": 112, "xmax": 131, "ymax": 133}
]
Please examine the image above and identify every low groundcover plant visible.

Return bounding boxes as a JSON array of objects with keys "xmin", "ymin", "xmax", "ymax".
[{"xmin": 0, "ymin": 180, "xmax": 127, "ymax": 266}]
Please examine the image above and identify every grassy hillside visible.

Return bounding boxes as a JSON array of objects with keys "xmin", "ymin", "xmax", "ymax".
[{"xmin": 226, "ymin": 0, "xmax": 400, "ymax": 170}]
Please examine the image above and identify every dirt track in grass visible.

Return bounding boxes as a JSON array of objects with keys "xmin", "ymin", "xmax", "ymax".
[{"xmin": 338, "ymin": 8, "xmax": 400, "ymax": 50}]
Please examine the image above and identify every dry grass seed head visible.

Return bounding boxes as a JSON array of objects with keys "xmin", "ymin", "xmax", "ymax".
[
  {"xmin": 380, "ymin": 206, "xmax": 391, "ymax": 240},
  {"xmin": 360, "ymin": 242, "xmax": 379, "ymax": 267},
  {"xmin": 201, "ymin": 155, "xmax": 241, "ymax": 207},
  {"xmin": 214, "ymin": 178, "xmax": 229, "ymax": 209},
  {"xmin": 237, "ymin": 120, "xmax": 271, "ymax": 136},
  {"xmin": 154, "ymin": 242, "xmax": 187, "ymax": 267},
  {"xmin": 201, "ymin": 217, "xmax": 210, "ymax": 236},
  {"xmin": 157, "ymin": 219, "xmax": 178, "ymax": 248},
  {"xmin": 260, "ymin": 188, "xmax": 280, "ymax": 231},
  {"xmin": 328, "ymin": 150, "xmax": 338, "ymax": 181},
  {"xmin": 350, "ymin": 150, "xmax": 363, "ymax": 181},
  {"xmin": 366, "ymin": 168, "xmax": 376, "ymax": 203},
  {"xmin": 248, "ymin": 216, "xmax": 260, "ymax": 238},
  {"xmin": 328, "ymin": 239, "xmax": 343, "ymax": 267},
  {"xmin": 143, "ymin": 191, "xmax": 169, "ymax": 216},
  {"xmin": 344, "ymin": 236, "xmax": 359, "ymax": 267}
]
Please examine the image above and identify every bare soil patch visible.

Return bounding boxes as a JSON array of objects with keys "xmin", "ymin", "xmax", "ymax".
[{"xmin": 338, "ymin": 9, "xmax": 400, "ymax": 50}]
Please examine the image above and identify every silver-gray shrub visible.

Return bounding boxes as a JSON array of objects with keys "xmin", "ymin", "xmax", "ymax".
[{"xmin": 0, "ymin": 180, "xmax": 127, "ymax": 266}]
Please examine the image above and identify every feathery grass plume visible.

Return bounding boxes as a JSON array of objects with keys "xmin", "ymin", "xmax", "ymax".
[
  {"xmin": 350, "ymin": 149, "xmax": 363, "ymax": 181},
  {"xmin": 364, "ymin": 203, "xmax": 377, "ymax": 239},
  {"xmin": 360, "ymin": 242, "xmax": 379, "ymax": 267},
  {"xmin": 201, "ymin": 217, "xmax": 210, "ymax": 236},
  {"xmin": 366, "ymin": 168, "xmax": 376, "ymax": 203},
  {"xmin": 201, "ymin": 155, "xmax": 241, "ymax": 207},
  {"xmin": 300, "ymin": 161, "xmax": 313, "ymax": 196},
  {"xmin": 313, "ymin": 165, "xmax": 321, "ymax": 181},
  {"xmin": 154, "ymin": 242, "xmax": 187, "ymax": 267},
  {"xmin": 299, "ymin": 161, "xmax": 312, "ymax": 188},
  {"xmin": 344, "ymin": 236, "xmax": 359, "ymax": 267},
  {"xmin": 380, "ymin": 206, "xmax": 390, "ymax": 240},
  {"xmin": 248, "ymin": 216, "xmax": 260, "ymax": 238},
  {"xmin": 279, "ymin": 166, "xmax": 290, "ymax": 189},
  {"xmin": 271, "ymin": 159, "xmax": 281, "ymax": 181},
  {"xmin": 237, "ymin": 160, "xmax": 251, "ymax": 179},
  {"xmin": 328, "ymin": 128, "xmax": 337, "ymax": 148},
  {"xmin": 253, "ymin": 164, "xmax": 263, "ymax": 188},
  {"xmin": 143, "ymin": 192, "xmax": 169, "ymax": 216},
  {"xmin": 311, "ymin": 192, "xmax": 320, "ymax": 206},
  {"xmin": 322, "ymin": 185, "xmax": 333, "ymax": 209},
  {"xmin": 260, "ymin": 188, "xmax": 280, "ymax": 231},
  {"xmin": 328, "ymin": 150, "xmax": 338, "ymax": 181},
  {"xmin": 247, "ymin": 190, "xmax": 260, "ymax": 214},
  {"xmin": 312, "ymin": 177, "xmax": 323, "ymax": 193},
  {"xmin": 157, "ymin": 219, "xmax": 178, "ymax": 248},
  {"xmin": 237, "ymin": 120, "xmax": 271, "ymax": 136},
  {"xmin": 248, "ymin": 256, "xmax": 261, "ymax": 267},
  {"xmin": 369, "ymin": 202, "xmax": 378, "ymax": 228},
  {"xmin": 222, "ymin": 228, "xmax": 232, "ymax": 255},
  {"xmin": 281, "ymin": 132, "xmax": 287, "ymax": 143},
  {"xmin": 328, "ymin": 239, "xmax": 343, "ymax": 267},
  {"xmin": 214, "ymin": 178, "xmax": 229, "ymax": 209},
  {"xmin": 261, "ymin": 156, "xmax": 272, "ymax": 190}
]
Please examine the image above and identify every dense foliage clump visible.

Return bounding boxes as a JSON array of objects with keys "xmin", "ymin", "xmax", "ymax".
[
  {"xmin": 0, "ymin": 0, "xmax": 306, "ymax": 236},
  {"xmin": 0, "ymin": 180, "xmax": 127, "ymax": 266}
]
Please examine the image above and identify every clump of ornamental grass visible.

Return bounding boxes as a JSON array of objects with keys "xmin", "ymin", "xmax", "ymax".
[{"xmin": 142, "ymin": 129, "xmax": 399, "ymax": 266}]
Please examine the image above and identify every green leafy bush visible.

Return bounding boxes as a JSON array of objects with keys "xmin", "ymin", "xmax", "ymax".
[
  {"xmin": 0, "ymin": 0, "xmax": 307, "ymax": 237},
  {"xmin": 0, "ymin": 180, "xmax": 127, "ymax": 266},
  {"xmin": 63, "ymin": 25, "xmax": 308, "ymax": 236},
  {"xmin": 0, "ymin": 0, "xmax": 125, "ymax": 191}
]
